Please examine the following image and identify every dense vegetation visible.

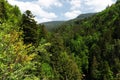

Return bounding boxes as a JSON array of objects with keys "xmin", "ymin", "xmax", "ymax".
[{"xmin": 0, "ymin": 0, "xmax": 120, "ymax": 80}]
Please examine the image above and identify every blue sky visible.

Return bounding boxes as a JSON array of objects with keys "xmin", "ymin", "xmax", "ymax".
[{"xmin": 8, "ymin": 0, "xmax": 117, "ymax": 23}]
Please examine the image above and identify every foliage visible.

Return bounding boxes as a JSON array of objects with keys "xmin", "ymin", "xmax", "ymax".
[
  {"xmin": 20, "ymin": 10, "xmax": 39, "ymax": 46},
  {"xmin": 0, "ymin": 23, "xmax": 36, "ymax": 79},
  {"xmin": 0, "ymin": 0, "xmax": 120, "ymax": 80},
  {"xmin": 51, "ymin": 1, "xmax": 120, "ymax": 80}
]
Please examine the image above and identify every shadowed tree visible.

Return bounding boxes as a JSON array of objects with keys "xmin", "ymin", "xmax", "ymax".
[{"xmin": 20, "ymin": 10, "xmax": 39, "ymax": 46}]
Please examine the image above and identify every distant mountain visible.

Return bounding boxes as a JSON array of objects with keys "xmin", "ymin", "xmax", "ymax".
[
  {"xmin": 76, "ymin": 13, "xmax": 96, "ymax": 19},
  {"xmin": 64, "ymin": 13, "xmax": 96, "ymax": 26},
  {"xmin": 41, "ymin": 21, "xmax": 65, "ymax": 31},
  {"xmin": 42, "ymin": 13, "xmax": 96, "ymax": 31}
]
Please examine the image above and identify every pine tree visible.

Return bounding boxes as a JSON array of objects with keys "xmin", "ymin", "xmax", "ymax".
[
  {"xmin": 39, "ymin": 24, "xmax": 48, "ymax": 39},
  {"xmin": 20, "ymin": 10, "xmax": 39, "ymax": 46}
]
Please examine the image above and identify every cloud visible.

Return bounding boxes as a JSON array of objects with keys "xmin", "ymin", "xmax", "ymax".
[
  {"xmin": 85, "ymin": 0, "xmax": 115, "ymax": 12},
  {"xmin": 64, "ymin": 0, "xmax": 116, "ymax": 19},
  {"xmin": 70, "ymin": 0, "xmax": 81, "ymax": 10},
  {"xmin": 64, "ymin": 10, "xmax": 81, "ymax": 19},
  {"xmin": 7, "ymin": 0, "xmax": 58, "ymax": 23},
  {"xmin": 64, "ymin": 0, "xmax": 81, "ymax": 19},
  {"xmin": 35, "ymin": 17, "xmax": 52, "ymax": 23},
  {"xmin": 37, "ymin": 0, "xmax": 62, "ymax": 8}
]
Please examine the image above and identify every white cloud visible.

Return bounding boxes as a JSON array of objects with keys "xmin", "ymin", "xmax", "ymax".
[
  {"xmin": 64, "ymin": 0, "xmax": 116, "ymax": 19},
  {"xmin": 37, "ymin": 0, "xmax": 62, "ymax": 8},
  {"xmin": 64, "ymin": 0, "xmax": 82, "ymax": 19},
  {"xmin": 70, "ymin": 0, "xmax": 81, "ymax": 10},
  {"xmin": 64, "ymin": 10, "xmax": 81, "ymax": 19},
  {"xmin": 7, "ymin": 0, "xmax": 58, "ymax": 23},
  {"xmin": 35, "ymin": 17, "xmax": 52, "ymax": 23},
  {"xmin": 85, "ymin": 0, "xmax": 115, "ymax": 12}
]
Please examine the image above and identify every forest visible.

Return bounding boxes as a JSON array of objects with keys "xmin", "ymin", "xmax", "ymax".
[{"xmin": 0, "ymin": 0, "xmax": 120, "ymax": 80}]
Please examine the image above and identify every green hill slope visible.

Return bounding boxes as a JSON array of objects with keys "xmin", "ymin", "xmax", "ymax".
[
  {"xmin": 42, "ymin": 13, "xmax": 96, "ymax": 31},
  {"xmin": 76, "ymin": 13, "xmax": 96, "ymax": 19},
  {"xmin": 1, "ymin": 0, "xmax": 120, "ymax": 80},
  {"xmin": 41, "ymin": 21, "xmax": 65, "ymax": 31},
  {"xmin": 52, "ymin": 1, "xmax": 120, "ymax": 80}
]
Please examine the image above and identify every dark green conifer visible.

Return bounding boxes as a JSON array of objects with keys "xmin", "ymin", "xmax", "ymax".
[{"xmin": 21, "ymin": 10, "xmax": 39, "ymax": 46}]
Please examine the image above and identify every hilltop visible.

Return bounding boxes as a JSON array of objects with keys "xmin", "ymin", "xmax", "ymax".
[{"xmin": 42, "ymin": 13, "xmax": 96, "ymax": 31}]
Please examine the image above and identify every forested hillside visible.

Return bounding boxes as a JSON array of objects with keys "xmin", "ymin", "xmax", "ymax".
[
  {"xmin": 41, "ymin": 21, "xmax": 65, "ymax": 31},
  {"xmin": 42, "ymin": 13, "xmax": 96, "ymax": 31},
  {"xmin": 0, "ymin": 0, "xmax": 120, "ymax": 80},
  {"xmin": 53, "ymin": 0, "xmax": 120, "ymax": 80}
]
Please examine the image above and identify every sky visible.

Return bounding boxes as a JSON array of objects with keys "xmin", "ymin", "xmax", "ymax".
[{"xmin": 7, "ymin": 0, "xmax": 117, "ymax": 23}]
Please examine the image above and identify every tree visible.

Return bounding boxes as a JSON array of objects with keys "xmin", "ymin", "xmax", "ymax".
[
  {"xmin": 20, "ymin": 10, "xmax": 39, "ymax": 46},
  {"xmin": 48, "ymin": 33, "xmax": 64, "ymax": 79},
  {"xmin": 101, "ymin": 61, "xmax": 113, "ymax": 80},
  {"xmin": 90, "ymin": 56, "xmax": 100, "ymax": 80},
  {"xmin": 116, "ymin": 0, "xmax": 120, "ymax": 4},
  {"xmin": 58, "ymin": 52, "xmax": 82, "ymax": 80},
  {"xmin": 39, "ymin": 24, "xmax": 48, "ymax": 39},
  {"xmin": 0, "ymin": 22, "xmax": 37, "ymax": 79},
  {"xmin": 0, "ymin": 0, "xmax": 7, "ymax": 22},
  {"xmin": 88, "ymin": 44, "xmax": 101, "ymax": 80}
]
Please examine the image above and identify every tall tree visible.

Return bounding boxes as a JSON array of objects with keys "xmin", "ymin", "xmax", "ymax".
[{"xmin": 20, "ymin": 10, "xmax": 39, "ymax": 46}]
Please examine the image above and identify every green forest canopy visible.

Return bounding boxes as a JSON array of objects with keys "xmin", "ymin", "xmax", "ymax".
[{"xmin": 0, "ymin": 0, "xmax": 120, "ymax": 80}]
